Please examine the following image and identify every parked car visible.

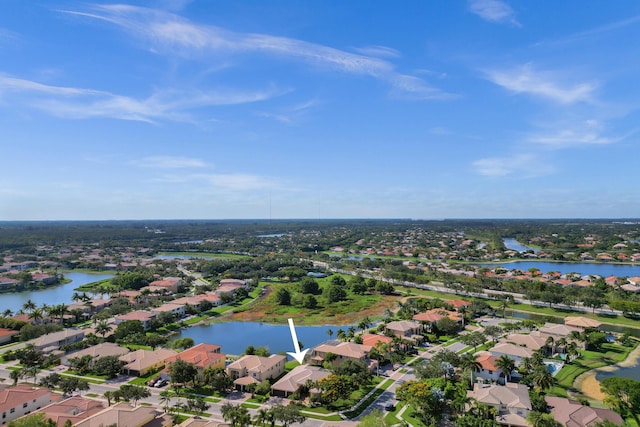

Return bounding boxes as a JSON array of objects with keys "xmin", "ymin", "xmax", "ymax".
[
  {"xmin": 155, "ymin": 379, "xmax": 168, "ymax": 388},
  {"xmin": 148, "ymin": 377, "xmax": 160, "ymax": 387},
  {"xmin": 384, "ymin": 402, "xmax": 395, "ymax": 411}
]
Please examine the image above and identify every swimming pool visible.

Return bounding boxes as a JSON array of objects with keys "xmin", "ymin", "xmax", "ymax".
[{"xmin": 543, "ymin": 360, "xmax": 565, "ymax": 376}]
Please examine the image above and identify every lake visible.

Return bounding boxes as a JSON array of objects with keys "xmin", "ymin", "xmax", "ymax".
[
  {"xmin": 175, "ymin": 321, "xmax": 347, "ymax": 356},
  {"xmin": 477, "ymin": 260, "xmax": 640, "ymax": 277},
  {"xmin": 0, "ymin": 272, "xmax": 114, "ymax": 314},
  {"xmin": 503, "ymin": 238, "xmax": 540, "ymax": 253}
]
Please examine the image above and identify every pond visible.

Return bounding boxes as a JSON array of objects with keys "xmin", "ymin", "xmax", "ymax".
[
  {"xmin": 175, "ymin": 321, "xmax": 348, "ymax": 356},
  {"xmin": 507, "ymin": 310, "xmax": 640, "ymax": 338},
  {"xmin": 0, "ymin": 272, "xmax": 115, "ymax": 314},
  {"xmin": 503, "ymin": 238, "xmax": 540, "ymax": 253}
]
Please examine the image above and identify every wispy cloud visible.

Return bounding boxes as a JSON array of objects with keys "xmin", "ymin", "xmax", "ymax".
[
  {"xmin": 351, "ymin": 45, "xmax": 401, "ymax": 59},
  {"xmin": 153, "ymin": 172, "xmax": 279, "ymax": 192},
  {"xmin": 527, "ymin": 120, "xmax": 622, "ymax": 148},
  {"xmin": 473, "ymin": 153, "xmax": 554, "ymax": 177},
  {"xmin": 63, "ymin": 4, "xmax": 452, "ymax": 100},
  {"xmin": 0, "ymin": 28, "xmax": 20, "ymax": 44},
  {"xmin": 485, "ymin": 64, "xmax": 596, "ymax": 104},
  {"xmin": 133, "ymin": 156, "xmax": 208, "ymax": 168},
  {"xmin": 257, "ymin": 98, "xmax": 319, "ymax": 124},
  {"xmin": 0, "ymin": 75, "xmax": 284, "ymax": 123},
  {"xmin": 468, "ymin": 0, "xmax": 520, "ymax": 26},
  {"xmin": 536, "ymin": 14, "xmax": 640, "ymax": 47}
]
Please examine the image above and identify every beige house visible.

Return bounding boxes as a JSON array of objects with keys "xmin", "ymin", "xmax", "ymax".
[
  {"xmin": 114, "ymin": 311, "xmax": 157, "ymax": 330},
  {"xmin": 148, "ymin": 277, "xmax": 182, "ymax": 293},
  {"xmin": 468, "ymin": 383, "xmax": 532, "ymax": 427},
  {"xmin": 271, "ymin": 365, "xmax": 331, "ymax": 397},
  {"xmin": 62, "ymin": 342, "xmax": 130, "ymax": 366},
  {"xmin": 544, "ymin": 396, "xmax": 623, "ymax": 427},
  {"xmin": 489, "ymin": 343, "xmax": 534, "ymax": 365},
  {"xmin": 311, "ymin": 342, "xmax": 372, "ymax": 368},
  {"xmin": 119, "ymin": 348, "xmax": 178, "ymax": 377},
  {"xmin": 226, "ymin": 354, "xmax": 286, "ymax": 390},
  {"xmin": 31, "ymin": 328, "xmax": 85, "ymax": 353},
  {"xmin": 33, "ymin": 396, "xmax": 105, "ymax": 426},
  {"xmin": 73, "ymin": 402, "xmax": 171, "ymax": 427},
  {"xmin": 384, "ymin": 320, "xmax": 423, "ymax": 339},
  {"xmin": 0, "ymin": 385, "xmax": 58, "ymax": 425},
  {"xmin": 564, "ymin": 317, "xmax": 601, "ymax": 330},
  {"xmin": 538, "ymin": 323, "xmax": 581, "ymax": 338}
]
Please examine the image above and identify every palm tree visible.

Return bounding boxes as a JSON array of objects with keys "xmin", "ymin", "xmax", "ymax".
[
  {"xmin": 159, "ymin": 390, "xmax": 172, "ymax": 413},
  {"xmin": 2, "ymin": 309, "xmax": 13, "ymax": 318},
  {"xmin": 531, "ymin": 367, "xmax": 556, "ymax": 392},
  {"xmin": 336, "ymin": 328, "xmax": 346, "ymax": 341},
  {"xmin": 254, "ymin": 408, "xmax": 270, "ymax": 427},
  {"xmin": 95, "ymin": 320, "xmax": 112, "ymax": 338},
  {"xmin": 527, "ymin": 411, "xmax": 562, "ymax": 427},
  {"xmin": 358, "ymin": 316, "xmax": 372, "ymax": 332},
  {"xmin": 22, "ymin": 299, "xmax": 36, "ymax": 314},
  {"xmin": 545, "ymin": 336, "xmax": 555, "ymax": 357},
  {"xmin": 460, "ymin": 353, "xmax": 482, "ymax": 386},
  {"xmin": 326, "ymin": 328, "xmax": 333, "ymax": 340},
  {"xmin": 28, "ymin": 308, "xmax": 44, "ymax": 324},
  {"xmin": 103, "ymin": 390, "xmax": 115, "ymax": 406},
  {"xmin": 495, "ymin": 355, "xmax": 516, "ymax": 383}
]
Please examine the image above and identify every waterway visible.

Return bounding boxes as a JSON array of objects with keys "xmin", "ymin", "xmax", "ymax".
[
  {"xmin": 0, "ymin": 272, "xmax": 114, "ymax": 314},
  {"xmin": 478, "ymin": 260, "xmax": 640, "ymax": 277},
  {"xmin": 503, "ymin": 238, "xmax": 540, "ymax": 253},
  {"xmin": 175, "ymin": 321, "xmax": 345, "ymax": 356}
]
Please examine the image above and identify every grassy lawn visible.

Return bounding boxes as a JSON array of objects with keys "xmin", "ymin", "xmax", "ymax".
[
  {"xmin": 550, "ymin": 343, "xmax": 635, "ymax": 397},
  {"xmin": 241, "ymin": 402, "xmax": 261, "ymax": 409},
  {"xmin": 302, "ymin": 412, "xmax": 343, "ymax": 421},
  {"xmin": 384, "ymin": 405, "xmax": 403, "ymax": 425},
  {"xmin": 128, "ymin": 371, "xmax": 158, "ymax": 386},
  {"xmin": 343, "ymin": 379, "xmax": 392, "ymax": 419}
]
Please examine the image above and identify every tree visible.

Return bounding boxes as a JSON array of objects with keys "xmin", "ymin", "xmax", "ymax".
[
  {"xmin": 271, "ymin": 404, "xmax": 306, "ymax": 427},
  {"xmin": 357, "ymin": 410, "xmax": 392, "ymax": 427},
  {"xmin": 113, "ymin": 320, "xmax": 145, "ymax": 341},
  {"xmin": 303, "ymin": 294, "xmax": 318, "ymax": 309},
  {"xmin": 118, "ymin": 384, "xmax": 151, "ymax": 406},
  {"xmin": 204, "ymin": 367, "xmax": 233, "ymax": 394},
  {"xmin": 460, "ymin": 353, "xmax": 482, "ymax": 386},
  {"xmin": 376, "ymin": 282, "xmax": 394, "ymax": 295},
  {"xmin": 495, "ymin": 355, "xmax": 516, "ymax": 383},
  {"xmin": 95, "ymin": 320, "xmax": 112, "ymax": 338},
  {"xmin": 221, "ymin": 402, "xmax": 251, "ymax": 427},
  {"xmin": 358, "ymin": 316, "xmax": 372, "ymax": 332},
  {"xmin": 22, "ymin": 299, "xmax": 36, "ymax": 314},
  {"xmin": 186, "ymin": 396, "xmax": 210, "ymax": 417},
  {"xmin": 275, "ymin": 288, "xmax": 291, "ymax": 305},
  {"xmin": 159, "ymin": 390, "xmax": 172, "ymax": 412},
  {"xmin": 93, "ymin": 355, "xmax": 124, "ymax": 379},
  {"xmin": 600, "ymin": 377, "xmax": 640, "ymax": 424},
  {"xmin": 59, "ymin": 377, "xmax": 90, "ymax": 396},
  {"xmin": 326, "ymin": 285, "xmax": 347, "ymax": 303},
  {"xmin": 530, "ymin": 368, "xmax": 556, "ymax": 392},
  {"xmin": 299, "ymin": 277, "xmax": 320, "ymax": 294},
  {"xmin": 527, "ymin": 411, "xmax": 562, "ymax": 427},
  {"xmin": 168, "ymin": 359, "xmax": 198, "ymax": 388},
  {"xmin": 318, "ymin": 374, "xmax": 356, "ymax": 403},
  {"xmin": 7, "ymin": 413, "xmax": 57, "ymax": 427},
  {"xmin": 171, "ymin": 337, "xmax": 195, "ymax": 351}
]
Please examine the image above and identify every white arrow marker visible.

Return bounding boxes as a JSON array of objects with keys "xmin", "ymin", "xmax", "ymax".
[{"xmin": 286, "ymin": 318, "xmax": 309, "ymax": 364}]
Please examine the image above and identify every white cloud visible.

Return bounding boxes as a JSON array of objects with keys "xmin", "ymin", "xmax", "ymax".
[
  {"xmin": 63, "ymin": 5, "xmax": 452, "ymax": 100},
  {"xmin": 473, "ymin": 153, "xmax": 555, "ymax": 177},
  {"xmin": 352, "ymin": 45, "xmax": 401, "ymax": 58},
  {"xmin": 485, "ymin": 64, "xmax": 596, "ymax": 104},
  {"xmin": 0, "ymin": 75, "xmax": 284, "ymax": 123},
  {"xmin": 468, "ymin": 0, "xmax": 520, "ymax": 26},
  {"xmin": 133, "ymin": 156, "xmax": 208, "ymax": 168}
]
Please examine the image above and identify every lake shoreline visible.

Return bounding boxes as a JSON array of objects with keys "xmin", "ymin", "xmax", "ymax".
[{"xmin": 573, "ymin": 342, "xmax": 640, "ymax": 402}]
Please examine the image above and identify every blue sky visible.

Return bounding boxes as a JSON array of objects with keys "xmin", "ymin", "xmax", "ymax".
[{"xmin": 1, "ymin": 0, "xmax": 639, "ymax": 220}]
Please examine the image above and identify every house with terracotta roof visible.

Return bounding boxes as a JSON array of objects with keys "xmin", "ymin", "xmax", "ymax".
[
  {"xmin": 475, "ymin": 354, "xmax": 503, "ymax": 383},
  {"xmin": 32, "ymin": 396, "xmax": 105, "ymax": 426},
  {"xmin": 0, "ymin": 328, "xmax": 19, "ymax": 345},
  {"xmin": 148, "ymin": 277, "xmax": 182, "ymax": 293},
  {"xmin": 226, "ymin": 354, "xmax": 286, "ymax": 390},
  {"xmin": 271, "ymin": 365, "xmax": 332, "ymax": 398},
  {"xmin": 544, "ymin": 396, "xmax": 623, "ymax": 427},
  {"xmin": 360, "ymin": 334, "xmax": 393, "ymax": 348},
  {"xmin": 164, "ymin": 343, "xmax": 225, "ymax": 380},
  {"xmin": 468, "ymin": 383, "xmax": 532, "ymax": 427},
  {"xmin": 119, "ymin": 348, "xmax": 178, "ymax": 377},
  {"xmin": 447, "ymin": 299, "xmax": 472, "ymax": 309},
  {"xmin": 413, "ymin": 308, "xmax": 462, "ymax": 324},
  {"xmin": 628, "ymin": 276, "xmax": 640, "ymax": 286},
  {"xmin": 564, "ymin": 317, "xmax": 601, "ymax": 330},
  {"xmin": 151, "ymin": 302, "xmax": 186, "ymax": 318},
  {"xmin": 61, "ymin": 343, "xmax": 130, "ymax": 367},
  {"xmin": 0, "ymin": 385, "xmax": 59, "ymax": 425},
  {"xmin": 114, "ymin": 311, "xmax": 157, "ymax": 330}
]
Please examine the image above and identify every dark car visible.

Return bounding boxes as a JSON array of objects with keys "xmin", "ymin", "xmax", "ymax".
[
  {"xmin": 384, "ymin": 402, "xmax": 395, "ymax": 411},
  {"xmin": 147, "ymin": 377, "xmax": 160, "ymax": 387}
]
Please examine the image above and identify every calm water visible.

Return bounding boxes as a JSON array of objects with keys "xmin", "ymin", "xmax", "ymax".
[
  {"xmin": 503, "ymin": 238, "xmax": 540, "ymax": 253},
  {"xmin": 155, "ymin": 254, "xmax": 224, "ymax": 260},
  {"xmin": 176, "ymin": 322, "xmax": 346, "ymax": 356},
  {"xmin": 0, "ymin": 272, "xmax": 114, "ymax": 314},
  {"xmin": 478, "ymin": 260, "xmax": 640, "ymax": 277},
  {"xmin": 595, "ymin": 358, "xmax": 640, "ymax": 381}
]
